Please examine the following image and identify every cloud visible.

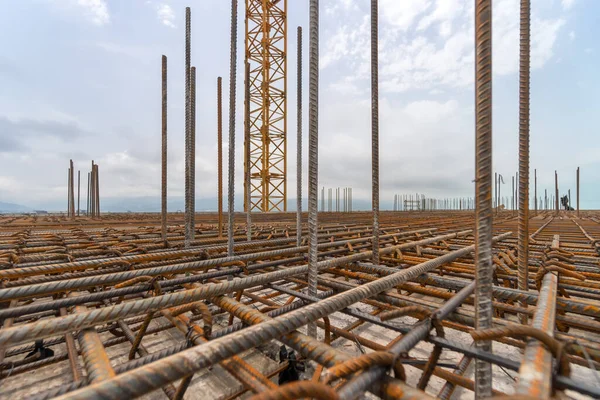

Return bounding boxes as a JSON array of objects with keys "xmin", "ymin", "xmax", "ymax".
[
  {"xmin": 0, "ymin": 134, "xmax": 25, "ymax": 154},
  {"xmin": 74, "ymin": 0, "xmax": 110, "ymax": 26},
  {"xmin": 322, "ymin": 0, "xmax": 567, "ymax": 93},
  {"xmin": 317, "ymin": 97, "xmax": 474, "ymax": 199},
  {"xmin": 380, "ymin": 0, "xmax": 433, "ymax": 31},
  {"xmin": 156, "ymin": 3, "xmax": 176, "ymax": 28},
  {"xmin": 561, "ymin": 0, "xmax": 575, "ymax": 10},
  {"xmin": 0, "ymin": 117, "xmax": 89, "ymax": 153}
]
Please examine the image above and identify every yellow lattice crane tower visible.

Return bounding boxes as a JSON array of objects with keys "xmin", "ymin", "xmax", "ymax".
[{"xmin": 245, "ymin": 0, "xmax": 287, "ymax": 212}]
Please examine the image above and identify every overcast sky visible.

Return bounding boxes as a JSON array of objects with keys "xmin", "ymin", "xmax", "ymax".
[{"xmin": 0, "ymin": 0, "xmax": 598, "ymax": 210}]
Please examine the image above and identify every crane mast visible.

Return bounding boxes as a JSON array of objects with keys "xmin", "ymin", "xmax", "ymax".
[{"xmin": 245, "ymin": 0, "xmax": 287, "ymax": 212}]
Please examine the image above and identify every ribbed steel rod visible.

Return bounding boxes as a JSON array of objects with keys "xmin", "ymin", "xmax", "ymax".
[
  {"xmin": 338, "ymin": 277, "xmax": 479, "ymax": 399},
  {"xmin": 371, "ymin": 0, "xmax": 380, "ymax": 265},
  {"xmin": 70, "ymin": 159, "xmax": 75, "ymax": 218},
  {"xmin": 86, "ymin": 172, "xmax": 90, "ymax": 217},
  {"xmin": 90, "ymin": 161, "xmax": 94, "ymax": 218},
  {"xmin": 0, "ymin": 231, "xmax": 470, "ymax": 348},
  {"xmin": 161, "ymin": 55, "xmax": 168, "ymax": 243},
  {"xmin": 296, "ymin": 26, "xmax": 303, "ymax": 248},
  {"xmin": 51, "ymin": 233, "xmax": 501, "ymax": 400},
  {"xmin": 217, "ymin": 77, "xmax": 223, "ymax": 237},
  {"xmin": 95, "ymin": 164, "xmax": 100, "ymax": 217},
  {"xmin": 577, "ymin": 166, "xmax": 580, "ymax": 216},
  {"xmin": 77, "ymin": 170, "xmax": 80, "ymax": 217},
  {"xmin": 555, "ymin": 170, "xmax": 559, "ymax": 214},
  {"xmin": 190, "ymin": 65, "xmax": 196, "ymax": 240},
  {"xmin": 534, "ymin": 168, "xmax": 537, "ymax": 215},
  {"xmin": 518, "ymin": 0, "xmax": 531, "ymax": 325},
  {"xmin": 307, "ymin": 0, "xmax": 319, "ymax": 338},
  {"xmin": 227, "ymin": 0, "xmax": 238, "ymax": 257},
  {"xmin": 184, "ymin": 6, "xmax": 192, "ymax": 248},
  {"xmin": 245, "ymin": 61, "xmax": 252, "ymax": 241},
  {"xmin": 67, "ymin": 167, "xmax": 70, "ymax": 217},
  {"xmin": 474, "ymin": 0, "xmax": 494, "ymax": 397}
]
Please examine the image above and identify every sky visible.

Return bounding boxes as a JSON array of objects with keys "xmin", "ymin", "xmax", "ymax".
[{"xmin": 0, "ymin": 0, "xmax": 598, "ymax": 211}]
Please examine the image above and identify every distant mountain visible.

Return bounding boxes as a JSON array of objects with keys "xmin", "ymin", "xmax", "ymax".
[{"xmin": 0, "ymin": 201, "xmax": 32, "ymax": 213}]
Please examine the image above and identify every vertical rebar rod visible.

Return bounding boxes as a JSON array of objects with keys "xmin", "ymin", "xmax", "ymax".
[
  {"xmin": 87, "ymin": 172, "xmax": 90, "ymax": 217},
  {"xmin": 67, "ymin": 168, "xmax": 70, "ymax": 217},
  {"xmin": 77, "ymin": 170, "xmax": 80, "ymax": 217},
  {"xmin": 227, "ymin": 0, "xmax": 238, "ymax": 257},
  {"xmin": 349, "ymin": 188, "xmax": 352, "ymax": 212},
  {"xmin": 371, "ymin": 0, "xmax": 380, "ymax": 265},
  {"xmin": 217, "ymin": 77, "xmax": 223, "ymax": 237},
  {"xmin": 90, "ymin": 161, "xmax": 95, "ymax": 219},
  {"xmin": 494, "ymin": 172, "xmax": 497, "ymax": 212},
  {"xmin": 534, "ymin": 168, "xmax": 537, "ymax": 215},
  {"xmin": 162, "ymin": 55, "xmax": 168, "ymax": 243},
  {"xmin": 296, "ymin": 26, "xmax": 303, "ymax": 247},
  {"xmin": 245, "ymin": 61, "xmax": 252, "ymax": 242},
  {"xmin": 568, "ymin": 189, "xmax": 571, "ymax": 210},
  {"xmin": 70, "ymin": 161, "xmax": 74, "ymax": 218},
  {"xmin": 511, "ymin": 176, "xmax": 514, "ymax": 211},
  {"xmin": 70, "ymin": 160, "xmax": 75, "ymax": 218},
  {"xmin": 577, "ymin": 167, "xmax": 580, "ymax": 216},
  {"xmin": 516, "ymin": 171, "xmax": 519, "ymax": 210},
  {"xmin": 184, "ymin": 7, "xmax": 192, "ymax": 248},
  {"xmin": 474, "ymin": 0, "xmax": 493, "ymax": 397},
  {"xmin": 307, "ymin": 0, "xmax": 319, "ymax": 339},
  {"xmin": 95, "ymin": 165, "xmax": 100, "ymax": 217},
  {"xmin": 555, "ymin": 170, "xmax": 559, "ymax": 214},
  {"xmin": 190, "ymin": 66, "xmax": 196, "ymax": 241},
  {"xmin": 518, "ymin": 0, "xmax": 530, "ymax": 325}
]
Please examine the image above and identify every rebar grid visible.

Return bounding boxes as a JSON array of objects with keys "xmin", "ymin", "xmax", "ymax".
[
  {"xmin": 0, "ymin": 211, "xmax": 598, "ymax": 400},
  {"xmin": 4, "ymin": 1, "xmax": 596, "ymax": 399}
]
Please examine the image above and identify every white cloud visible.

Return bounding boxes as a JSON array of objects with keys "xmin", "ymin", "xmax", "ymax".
[
  {"xmin": 569, "ymin": 31, "xmax": 575, "ymax": 40},
  {"xmin": 380, "ymin": 0, "xmax": 433, "ymax": 31},
  {"xmin": 322, "ymin": 0, "xmax": 566, "ymax": 93},
  {"xmin": 561, "ymin": 0, "xmax": 575, "ymax": 10},
  {"xmin": 75, "ymin": 0, "xmax": 110, "ymax": 26},
  {"xmin": 156, "ymin": 3, "xmax": 176, "ymax": 28}
]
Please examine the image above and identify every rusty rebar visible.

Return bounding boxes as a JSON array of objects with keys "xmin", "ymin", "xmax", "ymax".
[
  {"xmin": 307, "ymin": 0, "xmax": 319, "ymax": 339},
  {"xmin": 217, "ymin": 76, "xmax": 223, "ymax": 238},
  {"xmin": 296, "ymin": 25, "xmax": 303, "ymax": 248},
  {"xmin": 371, "ymin": 0, "xmax": 380, "ymax": 265},
  {"xmin": 245, "ymin": 61, "xmax": 252, "ymax": 241},
  {"xmin": 161, "ymin": 54, "xmax": 168, "ymax": 243},
  {"xmin": 184, "ymin": 6, "xmax": 192, "ymax": 248},
  {"xmin": 77, "ymin": 170, "xmax": 80, "ymax": 217},
  {"xmin": 227, "ymin": 0, "xmax": 238, "ymax": 257},
  {"xmin": 190, "ymin": 65, "xmax": 196, "ymax": 240},
  {"xmin": 555, "ymin": 170, "xmax": 559, "ymax": 214},
  {"xmin": 577, "ymin": 167, "xmax": 580, "ymax": 216},
  {"xmin": 518, "ymin": 0, "xmax": 531, "ymax": 326},
  {"xmin": 474, "ymin": 0, "xmax": 494, "ymax": 396}
]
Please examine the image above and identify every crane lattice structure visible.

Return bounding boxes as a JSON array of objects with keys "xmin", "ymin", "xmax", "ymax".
[{"xmin": 245, "ymin": 0, "xmax": 287, "ymax": 212}]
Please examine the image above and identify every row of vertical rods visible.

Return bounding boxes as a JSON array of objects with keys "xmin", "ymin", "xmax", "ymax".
[
  {"xmin": 319, "ymin": 187, "xmax": 352, "ymax": 212},
  {"xmin": 393, "ymin": 195, "xmax": 475, "ymax": 211},
  {"xmin": 495, "ymin": 168, "xmax": 581, "ymax": 213},
  {"xmin": 68, "ymin": 160, "xmax": 99, "ymax": 218}
]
